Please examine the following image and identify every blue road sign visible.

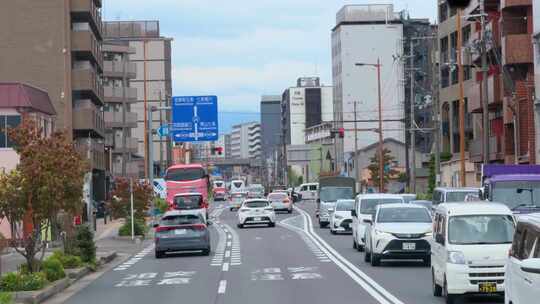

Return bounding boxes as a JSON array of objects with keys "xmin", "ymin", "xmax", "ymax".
[
  {"xmin": 171, "ymin": 96, "xmax": 218, "ymax": 142},
  {"xmin": 157, "ymin": 125, "xmax": 169, "ymax": 137}
]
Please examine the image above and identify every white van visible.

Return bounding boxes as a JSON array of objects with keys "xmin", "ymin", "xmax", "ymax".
[
  {"xmin": 431, "ymin": 202, "xmax": 515, "ymax": 304},
  {"xmin": 432, "ymin": 187, "xmax": 482, "ymax": 206},
  {"xmin": 230, "ymin": 179, "xmax": 246, "ymax": 193},
  {"xmin": 351, "ymin": 194, "xmax": 404, "ymax": 251},
  {"xmin": 299, "ymin": 183, "xmax": 318, "ymax": 200}
]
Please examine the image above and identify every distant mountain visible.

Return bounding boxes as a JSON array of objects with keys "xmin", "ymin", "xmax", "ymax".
[{"xmin": 218, "ymin": 111, "xmax": 260, "ymax": 134}]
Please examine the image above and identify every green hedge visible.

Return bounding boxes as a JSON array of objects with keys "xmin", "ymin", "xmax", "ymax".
[
  {"xmin": 51, "ymin": 251, "xmax": 83, "ymax": 269},
  {"xmin": 119, "ymin": 218, "xmax": 147, "ymax": 237},
  {"xmin": 41, "ymin": 258, "xmax": 65, "ymax": 282},
  {"xmin": 0, "ymin": 272, "xmax": 46, "ymax": 292}
]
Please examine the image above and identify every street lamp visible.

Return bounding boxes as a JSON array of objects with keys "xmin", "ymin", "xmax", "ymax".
[{"xmin": 355, "ymin": 58, "xmax": 384, "ymax": 193}]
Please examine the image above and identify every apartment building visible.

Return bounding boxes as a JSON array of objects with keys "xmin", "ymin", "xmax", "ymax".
[
  {"xmin": 103, "ymin": 21, "xmax": 173, "ymax": 177},
  {"xmin": 230, "ymin": 122, "xmax": 262, "ymax": 160},
  {"xmin": 0, "ymin": 0, "xmax": 107, "ymax": 201},
  {"xmin": 533, "ymin": 0, "xmax": 540, "ymax": 162},
  {"xmin": 437, "ymin": 0, "xmax": 536, "ymax": 186},
  {"xmin": 102, "ymin": 41, "xmax": 140, "ymax": 178}
]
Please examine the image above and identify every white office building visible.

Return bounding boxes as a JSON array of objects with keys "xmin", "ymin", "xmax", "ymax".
[
  {"xmin": 332, "ymin": 4, "xmax": 405, "ymax": 174},
  {"xmin": 230, "ymin": 122, "xmax": 262, "ymax": 159}
]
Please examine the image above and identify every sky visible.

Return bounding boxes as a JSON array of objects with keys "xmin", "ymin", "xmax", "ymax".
[{"xmin": 103, "ymin": 0, "xmax": 437, "ymax": 133}]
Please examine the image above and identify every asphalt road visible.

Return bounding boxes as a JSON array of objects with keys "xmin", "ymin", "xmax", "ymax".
[{"xmin": 54, "ymin": 199, "xmax": 504, "ymax": 304}]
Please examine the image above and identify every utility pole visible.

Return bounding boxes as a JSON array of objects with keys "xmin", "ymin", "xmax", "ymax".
[
  {"xmin": 457, "ymin": 9, "xmax": 467, "ymax": 186},
  {"xmin": 432, "ymin": 41, "xmax": 441, "ymax": 186},
  {"xmin": 409, "ymin": 39, "xmax": 417, "ymax": 193},
  {"xmin": 354, "ymin": 101, "xmax": 359, "ymax": 188},
  {"xmin": 376, "ymin": 58, "xmax": 384, "ymax": 193},
  {"xmin": 159, "ymin": 91, "xmax": 164, "ymax": 176},
  {"xmin": 480, "ymin": 0, "xmax": 490, "ymax": 165},
  {"xmin": 143, "ymin": 40, "xmax": 148, "ymax": 179},
  {"xmin": 121, "ymin": 52, "xmax": 128, "ymax": 177}
]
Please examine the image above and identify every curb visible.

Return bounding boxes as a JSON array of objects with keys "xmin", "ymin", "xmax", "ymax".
[{"xmin": 12, "ymin": 251, "xmax": 117, "ymax": 304}]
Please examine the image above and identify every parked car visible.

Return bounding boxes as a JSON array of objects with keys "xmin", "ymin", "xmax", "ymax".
[
  {"xmin": 505, "ymin": 213, "xmax": 540, "ymax": 304},
  {"xmin": 237, "ymin": 199, "xmax": 276, "ymax": 228},
  {"xmin": 352, "ymin": 194, "xmax": 404, "ymax": 252},
  {"xmin": 229, "ymin": 192, "xmax": 248, "ymax": 211},
  {"xmin": 364, "ymin": 204, "xmax": 432, "ymax": 266},
  {"xmin": 432, "ymin": 187, "xmax": 482, "ymax": 206},
  {"xmin": 410, "ymin": 200, "xmax": 434, "ymax": 212},
  {"xmin": 401, "ymin": 193, "xmax": 417, "ymax": 204},
  {"xmin": 329, "ymin": 199, "xmax": 354, "ymax": 234},
  {"xmin": 247, "ymin": 184, "xmax": 265, "ymax": 198},
  {"xmin": 431, "ymin": 202, "xmax": 515, "ymax": 304},
  {"xmin": 154, "ymin": 211, "xmax": 210, "ymax": 258},
  {"xmin": 267, "ymin": 192, "xmax": 293, "ymax": 213}
]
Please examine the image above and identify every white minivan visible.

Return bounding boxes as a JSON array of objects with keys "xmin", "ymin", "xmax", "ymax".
[
  {"xmin": 351, "ymin": 194, "xmax": 404, "ymax": 252},
  {"xmin": 431, "ymin": 202, "xmax": 515, "ymax": 304},
  {"xmin": 230, "ymin": 179, "xmax": 246, "ymax": 193},
  {"xmin": 505, "ymin": 214, "xmax": 540, "ymax": 304},
  {"xmin": 299, "ymin": 183, "xmax": 318, "ymax": 201}
]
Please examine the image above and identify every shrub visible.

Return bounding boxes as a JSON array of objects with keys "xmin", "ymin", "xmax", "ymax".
[
  {"xmin": 0, "ymin": 292, "xmax": 12, "ymax": 304},
  {"xmin": 154, "ymin": 198, "xmax": 168, "ymax": 215},
  {"xmin": 118, "ymin": 218, "xmax": 147, "ymax": 237},
  {"xmin": 0, "ymin": 272, "xmax": 46, "ymax": 292},
  {"xmin": 51, "ymin": 251, "xmax": 82, "ymax": 269},
  {"xmin": 41, "ymin": 258, "xmax": 65, "ymax": 282},
  {"xmin": 74, "ymin": 225, "xmax": 96, "ymax": 263}
]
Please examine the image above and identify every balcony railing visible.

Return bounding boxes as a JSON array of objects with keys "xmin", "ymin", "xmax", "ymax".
[
  {"xmin": 104, "ymin": 111, "xmax": 137, "ymax": 128},
  {"xmin": 103, "ymin": 60, "xmax": 136, "ymax": 78},
  {"xmin": 113, "ymin": 137, "xmax": 138, "ymax": 154},
  {"xmin": 502, "ymin": 34, "xmax": 533, "ymax": 65},
  {"xmin": 71, "ymin": 30, "xmax": 103, "ymax": 70},
  {"xmin": 112, "ymin": 161, "xmax": 140, "ymax": 178},
  {"xmin": 71, "ymin": 0, "xmax": 103, "ymax": 39},
  {"xmin": 73, "ymin": 103, "xmax": 105, "ymax": 138},
  {"xmin": 103, "ymin": 86, "xmax": 137, "ymax": 103},
  {"xmin": 74, "ymin": 139, "xmax": 106, "ymax": 170},
  {"xmin": 72, "ymin": 68, "xmax": 104, "ymax": 105},
  {"xmin": 469, "ymin": 136, "xmax": 503, "ymax": 163},
  {"xmin": 501, "ymin": 0, "xmax": 532, "ymax": 9}
]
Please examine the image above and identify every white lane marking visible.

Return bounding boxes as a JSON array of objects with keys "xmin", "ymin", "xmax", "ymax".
[
  {"xmin": 295, "ymin": 206, "xmax": 404, "ymax": 304},
  {"xmin": 225, "ymin": 250, "xmax": 231, "ymax": 258},
  {"xmin": 211, "ymin": 218, "xmax": 227, "ymax": 267},
  {"xmin": 227, "ymin": 241, "xmax": 232, "ymax": 247},
  {"xmin": 113, "ymin": 245, "xmax": 155, "ymax": 271},
  {"xmin": 222, "ymin": 223, "xmax": 242, "ymax": 266},
  {"xmin": 222, "ymin": 262, "xmax": 229, "ymax": 272},
  {"xmin": 218, "ymin": 280, "xmax": 227, "ymax": 294},
  {"xmin": 279, "ymin": 218, "xmax": 331, "ymax": 263}
]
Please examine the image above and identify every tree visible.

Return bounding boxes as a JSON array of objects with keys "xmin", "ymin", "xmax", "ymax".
[
  {"xmin": 107, "ymin": 178, "xmax": 151, "ymax": 221},
  {"xmin": 0, "ymin": 119, "xmax": 87, "ymax": 272},
  {"xmin": 367, "ymin": 148, "xmax": 398, "ymax": 191}
]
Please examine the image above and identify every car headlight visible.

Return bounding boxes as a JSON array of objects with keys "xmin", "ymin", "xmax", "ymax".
[
  {"xmin": 424, "ymin": 232, "xmax": 433, "ymax": 237},
  {"xmin": 447, "ymin": 251, "xmax": 466, "ymax": 265},
  {"xmin": 334, "ymin": 214, "xmax": 343, "ymax": 220},
  {"xmin": 373, "ymin": 229, "xmax": 393, "ymax": 238}
]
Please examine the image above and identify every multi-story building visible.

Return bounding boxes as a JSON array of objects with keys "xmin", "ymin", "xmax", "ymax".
[
  {"xmin": 281, "ymin": 77, "xmax": 333, "ymax": 146},
  {"xmin": 0, "ymin": 0, "xmax": 107, "ymax": 202},
  {"xmin": 103, "ymin": 21, "xmax": 173, "ymax": 177},
  {"xmin": 102, "ymin": 41, "xmax": 140, "ymax": 178},
  {"xmin": 230, "ymin": 122, "xmax": 262, "ymax": 160},
  {"xmin": 437, "ymin": 0, "xmax": 536, "ymax": 187},
  {"xmin": 535, "ymin": 0, "xmax": 540, "ymax": 162},
  {"xmin": 332, "ymin": 4, "xmax": 406, "ymax": 176},
  {"xmin": 260, "ymin": 95, "xmax": 282, "ymax": 185}
]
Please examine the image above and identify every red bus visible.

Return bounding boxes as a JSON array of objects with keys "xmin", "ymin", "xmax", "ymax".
[{"xmin": 164, "ymin": 164, "xmax": 210, "ymax": 210}]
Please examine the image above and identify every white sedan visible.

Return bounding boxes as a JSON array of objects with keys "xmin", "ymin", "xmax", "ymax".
[
  {"xmin": 364, "ymin": 203, "xmax": 432, "ymax": 267},
  {"xmin": 237, "ymin": 199, "xmax": 276, "ymax": 228},
  {"xmin": 329, "ymin": 199, "xmax": 354, "ymax": 234}
]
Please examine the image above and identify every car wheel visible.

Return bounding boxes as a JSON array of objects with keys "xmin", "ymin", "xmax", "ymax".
[
  {"xmin": 357, "ymin": 244, "xmax": 364, "ymax": 252},
  {"xmin": 424, "ymin": 256, "xmax": 431, "ymax": 267},
  {"xmin": 319, "ymin": 221, "xmax": 328, "ymax": 228},
  {"xmin": 155, "ymin": 250, "xmax": 164, "ymax": 259},
  {"xmin": 230, "ymin": 207, "xmax": 234, "ymax": 211},
  {"xmin": 288, "ymin": 209, "xmax": 292, "ymax": 214},
  {"xmin": 432, "ymin": 269, "xmax": 442, "ymax": 297},
  {"xmin": 269, "ymin": 222, "xmax": 276, "ymax": 227},
  {"xmin": 353, "ymin": 239, "xmax": 358, "ymax": 249},
  {"xmin": 364, "ymin": 248, "xmax": 371, "ymax": 262},
  {"xmin": 202, "ymin": 247, "xmax": 210, "ymax": 256},
  {"xmin": 237, "ymin": 223, "xmax": 243, "ymax": 228},
  {"xmin": 330, "ymin": 229, "xmax": 336, "ymax": 235},
  {"xmin": 370, "ymin": 253, "xmax": 381, "ymax": 267},
  {"xmin": 443, "ymin": 277, "xmax": 457, "ymax": 304}
]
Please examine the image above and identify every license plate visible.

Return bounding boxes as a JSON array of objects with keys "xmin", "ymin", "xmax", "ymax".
[
  {"xmin": 254, "ymin": 217, "xmax": 262, "ymax": 221},
  {"xmin": 478, "ymin": 282, "xmax": 497, "ymax": 293},
  {"xmin": 402, "ymin": 243, "xmax": 416, "ymax": 250},
  {"xmin": 174, "ymin": 229, "xmax": 187, "ymax": 235}
]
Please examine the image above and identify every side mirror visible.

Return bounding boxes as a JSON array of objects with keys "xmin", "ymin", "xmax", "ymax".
[
  {"xmin": 521, "ymin": 259, "xmax": 540, "ymax": 274},
  {"xmin": 351, "ymin": 210, "xmax": 357, "ymax": 217},
  {"xmin": 207, "ymin": 220, "xmax": 213, "ymax": 226},
  {"xmin": 363, "ymin": 218, "xmax": 372, "ymax": 224},
  {"xmin": 435, "ymin": 234, "xmax": 445, "ymax": 245},
  {"xmin": 153, "ymin": 223, "xmax": 159, "ymax": 228}
]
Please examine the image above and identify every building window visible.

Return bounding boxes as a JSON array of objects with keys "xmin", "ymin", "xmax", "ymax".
[
  {"xmin": 439, "ymin": 2, "xmax": 448, "ymax": 23},
  {"xmin": 441, "ymin": 67, "xmax": 450, "ymax": 88},
  {"xmin": 0, "ymin": 115, "xmax": 22, "ymax": 148}
]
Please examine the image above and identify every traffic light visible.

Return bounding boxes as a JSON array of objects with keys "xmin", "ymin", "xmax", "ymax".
[
  {"xmin": 338, "ymin": 128, "xmax": 345, "ymax": 139},
  {"xmin": 213, "ymin": 147, "xmax": 223, "ymax": 155},
  {"xmin": 446, "ymin": 0, "xmax": 470, "ymax": 8}
]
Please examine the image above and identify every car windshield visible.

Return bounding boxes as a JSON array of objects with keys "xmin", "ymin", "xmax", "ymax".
[
  {"xmin": 249, "ymin": 186, "xmax": 264, "ymax": 192},
  {"xmin": 214, "ymin": 181, "xmax": 224, "ymax": 188},
  {"xmin": 448, "ymin": 215, "xmax": 515, "ymax": 245},
  {"xmin": 336, "ymin": 200, "xmax": 354, "ymax": 211},
  {"xmin": 411, "ymin": 201, "xmax": 433, "ymax": 210},
  {"xmin": 160, "ymin": 214, "xmax": 202, "ymax": 226},
  {"xmin": 491, "ymin": 181, "xmax": 540, "ymax": 209},
  {"xmin": 165, "ymin": 168, "xmax": 205, "ymax": 182},
  {"xmin": 360, "ymin": 198, "xmax": 403, "ymax": 214},
  {"xmin": 319, "ymin": 187, "xmax": 353, "ymax": 202},
  {"xmin": 446, "ymin": 191, "xmax": 478, "ymax": 202},
  {"xmin": 174, "ymin": 195, "xmax": 202, "ymax": 210},
  {"xmin": 401, "ymin": 195, "xmax": 417, "ymax": 204},
  {"xmin": 377, "ymin": 207, "xmax": 432, "ymax": 223},
  {"xmin": 268, "ymin": 193, "xmax": 287, "ymax": 200},
  {"xmin": 244, "ymin": 201, "xmax": 268, "ymax": 208}
]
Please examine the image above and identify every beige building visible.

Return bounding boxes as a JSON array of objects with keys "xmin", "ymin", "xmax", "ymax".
[
  {"xmin": 0, "ymin": 0, "xmax": 107, "ymax": 201},
  {"xmin": 103, "ymin": 21, "xmax": 173, "ymax": 177}
]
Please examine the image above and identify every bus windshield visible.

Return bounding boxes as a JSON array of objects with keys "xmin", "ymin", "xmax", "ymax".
[{"xmin": 165, "ymin": 168, "xmax": 205, "ymax": 182}]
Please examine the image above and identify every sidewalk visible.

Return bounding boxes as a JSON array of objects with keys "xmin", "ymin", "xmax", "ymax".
[{"xmin": 0, "ymin": 218, "xmax": 146, "ymax": 275}]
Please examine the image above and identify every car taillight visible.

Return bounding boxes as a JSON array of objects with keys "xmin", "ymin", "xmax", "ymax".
[
  {"xmin": 192, "ymin": 224, "xmax": 207, "ymax": 231},
  {"xmin": 283, "ymin": 199, "xmax": 290, "ymax": 204},
  {"xmin": 155, "ymin": 226, "xmax": 171, "ymax": 233},
  {"xmin": 264, "ymin": 207, "xmax": 274, "ymax": 211}
]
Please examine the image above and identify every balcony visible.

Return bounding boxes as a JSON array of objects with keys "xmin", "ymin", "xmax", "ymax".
[
  {"xmin": 72, "ymin": 68, "xmax": 104, "ymax": 105},
  {"xmin": 71, "ymin": 31, "xmax": 103, "ymax": 71},
  {"xmin": 74, "ymin": 139, "xmax": 106, "ymax": 171},
  {"xmin": 501, "ymin": 0, "xmax": 532, "ymax": 9},
  {"xmin": 70, "ymin": 0, "xmax": 103, "ymax": 39},
  {"xmin": 103, "ymin": 86, "xmax": 137, "ymax": 103},
  {"xmin": 502, "ymin": 34, "xmax": 533, "ymax": 65},
  {"xmin": 113, "ymin": 137, "xmax": 138, "ymax": 154},
  {"xmin": 72, "ymin": 100, "xmax": 105, "ymax": 138},
  {"xmin": 469, "ymin": 136, "xmax": 504, "ymax": 163},
  {"xmin": 104, "ymin": 132, "xmax": 114, "ymax": 147},
  {"xmin": 112, "ymin": 161, "xmax": 140, "ymax": 178},
  {"xmin": 104, "ymin": 111, "xmax": 137, "ymax": 128},
  {"xmin": 103, "ymin": 60, "xmax": 137, "ymax": 79}
]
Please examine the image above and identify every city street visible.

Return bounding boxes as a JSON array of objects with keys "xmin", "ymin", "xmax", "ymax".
[{"xmin": 48, "ymin": 200, "xmax": 503, "ymax": 304}]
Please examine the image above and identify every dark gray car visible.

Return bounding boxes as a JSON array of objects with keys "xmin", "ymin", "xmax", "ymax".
[{"xmin": 154, "ymin": 211, "xmax": 210, "ymax": 258}]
